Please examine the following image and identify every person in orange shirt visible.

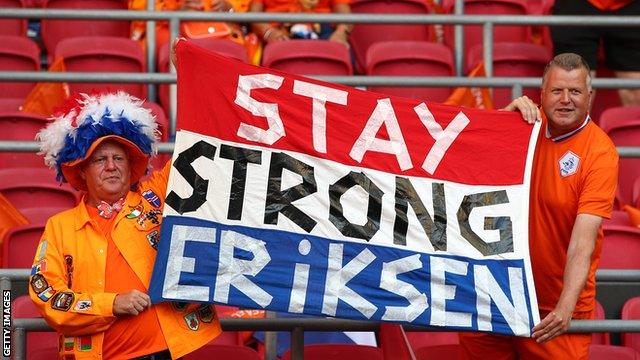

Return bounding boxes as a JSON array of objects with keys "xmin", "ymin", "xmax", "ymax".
[
  {"xmin": 459, "ymin": 53, "xmax": 618, "ymax": 359},
  {"xmin": 551, "ymin": 0, "xmax": 640, "ymax": 106},
  {"xmin": 29, "ymin": 92, "xmax": 222, "ymax": 359},
  {"xmin": 250, "ymin": 0, "xmax": 352, "ymax": 47}
]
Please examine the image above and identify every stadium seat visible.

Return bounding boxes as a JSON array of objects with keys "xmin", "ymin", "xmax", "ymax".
[
  {"xmin": 0, "ymin": 0, "xmax": 26, "ymax": 36},
  {"xmin": 0, "ymin": 111, "xmax": 50, "ymax": 168},
  {"xmin": 20, "ymin": 206, "xmax": 68, "ymax": 223},
  {"xmin": 13, "ymin": 295, "xmax": 59, "ymax": 359},
  {"xmin": 466, "ymin": 42, "xmax": 551, "ymax": 108},
  {"xmin": 442, "ymin": 0, "xmax": 531, "ymax": 53},
  {"xmin": 622, "ymin": 297, "xmax": 640, "ymax": 354},
  {"xmin": 365, "ymin": 41, "xmax": 454, "ymax": 102},
  {"xmin": 604, "ymin": 210, "xmax": 631, "ymax": 227},
  {"xmin": 415, "ymin": 344, "xmax": 464, "ymax": 360},
  {"xmin": 599, "ymin": 106, "xmax": 640, "ymax": 207},
  {"xmin": 281, "ymin": 344, "xmax": 384, "ymax": 360},
  {"xmin": 589, "ymin": 344, "xmax": 639, "ymax": 360},
  {"xmin": 0, "ymin": 98, "xmax": 25, "ymax": 111},
  {"xmin": 633, "ymin": 176, "xmax": 640, "ymax": 208},
  {"xmin": 406, "ymin": 331, "xmax": 459, "ymax": 350},
  {"xmin": 2, "ymin": 223, "xmax": 45, "ymax": 268},
  {"xmin": 599, "ymin": 224, "xmax": 640, "ymax": 269},
  {"xmin": 0, "ymin": 36, "xmax": 40, "ymax": 100},
  {"xmin": 54, "ymin": 36, "xmax": 146, "ymax": 99},
  {"xmin": 41, "ymin": 0, "xmax": 129, "ymax": 57},
  {"xmin": 592, "ymin": 300, "xmax": 610, "ymax": 345},
  {"xmin": 157, "ymin": 38, "xmax": 249, "ymax": 119},
  {"xmin": 262, "ymin": 40, "xmax": 352, "ymax": 75},
  {"xmin": 183, "ymin": 344, "xmax": 261, "ymax": 360},
  {"xmin": 349, "ymin": 0, "xmax": 433, "ymax": 73},
  {"xmin": 0, "ymin": 167, "xmax": 80, "ymax": 210}
]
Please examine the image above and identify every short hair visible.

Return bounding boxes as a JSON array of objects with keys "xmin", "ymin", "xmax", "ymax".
[{"xmin": 542, "ymin": 53, "xmax": 592, "ymax": 89}]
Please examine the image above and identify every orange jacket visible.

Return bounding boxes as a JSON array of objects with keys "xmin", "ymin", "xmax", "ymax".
[{"xmin": 28, "ymin": 162, "xmax": 221, "ymax": 359}]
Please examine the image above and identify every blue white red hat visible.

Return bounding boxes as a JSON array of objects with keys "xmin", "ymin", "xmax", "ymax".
[{"xmin": 37, "ymin": 92, "xmax": 160, "ymax": 191}]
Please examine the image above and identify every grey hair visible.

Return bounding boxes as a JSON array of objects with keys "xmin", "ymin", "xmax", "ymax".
[{"xmin": 542, "ymin": 53, "xmax": 592, "ymax": 90}]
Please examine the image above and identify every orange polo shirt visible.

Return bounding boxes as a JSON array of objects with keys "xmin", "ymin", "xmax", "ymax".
[
  {"xmin": 529, "ymin": 117, "xmax": 618, "ymax": 315},
  {"xmin": 87, "ymin": 206, "xmax": 167, "ymax": 359},
  {"xmin": 254, "ymin": 0, "xmax": 349, "ymax": 14},
  {"xmin": 587, "ymin": 0, "xmax": 634, "ymax": 11}
]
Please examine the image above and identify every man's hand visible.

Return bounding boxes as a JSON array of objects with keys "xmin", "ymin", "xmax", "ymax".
[
  {"xmin": 329, "ymin": 28, "xmax": 350, "ymax": 47},
  {"xmin": 263, "ymin": 27, "xmax": 290, "ymax": 43},
  {"xmin": 501, "ymin": 95, "xmax": 542, "ymax": 124},
  {"xmin": 113, "ymin": 290, "xmax": 152, "ymax": 316},
  {"xmin": 531, "ymin": 306, "xmax": 573, "ymax": 343},
  {"xmin": 211, "ymin": 0, "xmax": 232, "ymax": 12}
]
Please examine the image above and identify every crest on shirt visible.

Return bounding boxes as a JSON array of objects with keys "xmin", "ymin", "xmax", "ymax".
[
  {"xmin": 197, "ymin": 304, "xmax": 214, "ymax": 323},
  {"xmin": 127, "ymin": 202, "xmax": 143, "ymax": 219},
  {"xmin": 559, "ymin": 151, "xmax": 580, "ymax": 177},
  {"xmin": 37, "ymin": 287, "xmax": 55, "ymax": 302},
  {"xmin": 30, "ymin": 274, "xmax": 49, "ymax": 294},
  {"xmin": 30, "ymin": 259, "xmax": 47, "ymax": 276},
  {"xmin": 147, "ymin": 230, "xmax": 160, "ymax": 250},
  {"xmin": 142, "ymin": 189, "xmax": 161, "ymax": 208},
  {"xmin": 36, "ymin": 240, "xmax": 47, "ymax": 261},
  {"xmin": 74, "ymin": 300, "xmax": 92, "ymax": 311},
  {"xmin": 51, "ymin": 292, "xmax": 75, "ymax": 311},
  {"xmin": 185, "ymin": 312, "xmax": 200, "ymax": 331},
  {"xmin": 64, "ymin": 255, "xmax": 74, "ymax": 288},
  {"xmin": 62, "ymin": 337, "xmax": 74, "ymax": 352},
  {"xmin": 78, "ymin": 336, "xmax": 92, "ymax": 351},
  {"xmin": 137, "ymin": 209, "xmax": 162, "ymax": 229}
]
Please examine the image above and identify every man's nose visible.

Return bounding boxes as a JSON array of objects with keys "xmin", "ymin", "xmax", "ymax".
[
  {"xmin": 560, "ymin": 89, "xmax": 571, "ymax": 103},
  {"xmin": 104, "ymin": 157, "xmax": 117, "ymax": 169}
]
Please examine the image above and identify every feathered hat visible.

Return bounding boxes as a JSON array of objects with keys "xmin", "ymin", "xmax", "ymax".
[{"xmin": 37, "ymin": 92, "xmax": 160, "ymax": 191}]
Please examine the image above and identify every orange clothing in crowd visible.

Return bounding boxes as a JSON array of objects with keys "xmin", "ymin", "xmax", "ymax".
[
  {"xmin": 28, "ymin": 162, "xmax": 221, "ymax": 359},
  {"xmin": 529, "ymin": 116, "xmax": 618, "ymax": 316},
  {"xmin": 587, "ymin": 0, "xmax": 634, "ymax": 11},
  {"xmin": 252, "ymin": 0, "xmax": 349, "ymax": 14}
]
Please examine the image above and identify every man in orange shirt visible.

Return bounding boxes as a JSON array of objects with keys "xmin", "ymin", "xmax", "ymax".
[
  {"xmin": 551, "ymin": 0, "xmax": 640, "ymax": 106},
  {"xmin": 29, "ymin": 92, "xmax": 221, "ymax": 359},
  {"xmin": 459, "ymin": 53, "xmax": 618, "ymax": 359}
]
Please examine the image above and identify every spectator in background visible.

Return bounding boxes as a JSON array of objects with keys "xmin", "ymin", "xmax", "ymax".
[
  {"xmin": 250, "ymin": 0, "xmax": 352, "ymax": 47},
  {"xmin": 551, "ymin": 0, "xmax": 640, "ymax": 106},
  {"xmin": 459, "ymin": 53, "xmax": 618, "ymax": 359},
  {"xmin": 29, "ymin": 92, "xmax": 221, "ymax": 359}
]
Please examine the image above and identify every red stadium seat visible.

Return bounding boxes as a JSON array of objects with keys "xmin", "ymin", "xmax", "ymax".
[
  {"xmin": 281, "ymin": 344, "xmax": 383, "ymax": 360},
  {"xmin": 349, "ymin": 0, "xmax": 433, "ymax": 73},
  {"xmin": 589, "ymin": 344, "xmax": 639, "ymax": 360},
  {"xmin": 0, "ymin": 167, "xmax": 81, "ymax": 210},
  {"xmin": 157, "ymin": 38, "xmax": 249, "ymax": 118},
  {"xmin": 604, "ymin": 210, "xmax": 631, "ymax": 227},
  {"xmin": 622, "ymin": 297, "xmax": 640, "ymax": 354},
  {"xmin": 0, "ymin": 112, "xmax": 50, "ymax": 168},
  {"xmin": 0, "ymin": 98, "xmax": 25, "ymax": 112},
  {"xmin": 183, "ymin": 344, "xmax": 261, "ymax": 360},
  {"xmin": 599, "ymin": 106, "xmax": 640, "ymax": 207},
  {"xmin": 2, "ymin": 223, "xmax": 45, "ymax": 268},
  {"xmin": 0, "ymin": 36, "xmax": 40, "ymax": 100},
  {"xmin": 366, "ymin": 41, "xmax": 453, "ymax": 102},
  {"xmin": 54, "ymin": 36, "xmax": 146, "ymax": 99},
  {"xmin": 599, "ymin": 224, "xmax": 640, "ymax": 269},
  {"xmin": 592, "ymin": 300, "xmax": 610, "ymax": 345},
  {"xmin": 13, "ymin": 295, "xmax": 59, "ymax": 359},
  {"xmin": 442, "ymin": 0, "xmax": 531, "ymax": 53},
  {"xmin": 0, "ymin": 0, "xmax": 27, "ymax": 36},
  {"xmin": 633, "ymin": 176, "xmax": 640, "ymax": 208},
  {"xmin": 406, "ymin": 331, "xmax": 459, "ymax": 351},
  {"xmin": 415, "ymin": 343, "xmax": 464, "ymax": 360},
  {"xmin": 20, "ymin": 206, "xmax": 69, "ymax": 223},
  {"xmin": 467, "ymin": 42, "xmax": 551, "ymax": 108},
  {"xmin": 41, "ymin": 0, "xmax": 129, "ymax": 57},
  {"xmin": 262, "ymin": 40, "xmax": 352, "ymax": 75}
]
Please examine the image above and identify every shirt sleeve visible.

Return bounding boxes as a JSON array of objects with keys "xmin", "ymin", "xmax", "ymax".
[
  {"xmin": 578, "ymin": 144, "xmax": 619, "ymax": 219},
  {"xmin": 28, "ymin": 219, "xmax": 118, "ymax": 337}
]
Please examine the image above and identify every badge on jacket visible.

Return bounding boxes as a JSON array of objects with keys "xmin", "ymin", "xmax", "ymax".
[
  {"xmin": 142, "ymin": 189, "xmax": 161, "ymax": 208},
  {"xmin": 559, "ymin": 150, "xmax": 580, "ymax": 177},
  {"xmin": 51, "ymin": 292, "xmax": 74, "ymax": 311}
]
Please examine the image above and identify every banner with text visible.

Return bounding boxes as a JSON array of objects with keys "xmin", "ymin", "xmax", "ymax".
[{"xmin": 149, "ymin": 41, "xmax": 542, "ymax": 336}]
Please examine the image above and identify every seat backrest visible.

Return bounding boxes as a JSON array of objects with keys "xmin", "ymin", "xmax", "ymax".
[
  {"xmin": 20, "ymin": 206, "xmax": 70, "ymax": 224},
  {"xmin": 0, "ymin": 0, "xmax": 27, "ymax": 36},
  {"xmin": 599, "ymin": 224, "xmax": 640, "ymax": 269},
  {"xmin": 467, "ymin": 42, "xmax": 550, "ymax": 108},
  {"xmin": 415, "ymin": 344, "xmax": 464, "ymax": 360},
  {"xmin": 54, "ymin": 36, "xmax": 146, "ymax": 98},
  {"xmin": 281, "ymin": 344, "xmax": 384, "ymax": 360},
  {"xmin": 588, "ymin": 344, "xmax": 639, "ymax": 360},
  {"xmin": 41, "ymin": 0, "xmax": 129, "ymax": 56},
  {"xmin": 349, "ymin": 0, "xmax": 433, "ymax": 73},
  {"xmin": 157, "ymin": 39, "xmax": 249, "ymax": 117},
  {"xmin": 0, "ymin": 36, "xmax": 40, "ymax": 98},
  {"xmin": 183, "ymin": 344, "xmax": 261, "ymax": 360},
  {"xmin": 262, "ymin": 40, "xmax": 352, "ymax": 76},
  {"xmin": 366, "ymin": 41, "xmax": 454, "ymax": 102},
  {"xmin": 0, "ymin": 167, "xmax": 80, "ymax": 209},
  {"xmin": 0, "ymin": 112, "xmax": 50, "ymax": 168},
  {"xmin": 622, "ymin": 297, "xmax": 640, "ymax": 353},
  {"xmin": 599, "ymin": 107, "xmax": 640, "ymax": 207},
  {"xmin": 592, "ymin": 300, "xmax": 610, "ymax": 345},
  {"xmin": 2, "ymin": 223, "xmax": 45, "ymax": 268},
  {"xmin": 443, "ymin": 0, "xmax": 530, "ymax": 53},
  {"xmin": 12, "ymin": 295, "xmax": 59, "ymax": 359}
]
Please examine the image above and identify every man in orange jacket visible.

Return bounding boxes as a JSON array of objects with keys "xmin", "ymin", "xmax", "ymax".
[{"xmin": 29, "ymin": 92, "xmax": 221, "ymax": 359}]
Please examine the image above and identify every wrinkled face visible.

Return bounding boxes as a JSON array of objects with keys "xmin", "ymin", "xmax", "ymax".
[
  {"xmin": 81, "ymin": 141, "xmax": 131, "ymax": 204},
  {"xmin": 541, "ymin": 66, "xmax": 592, "ymax": 137}
]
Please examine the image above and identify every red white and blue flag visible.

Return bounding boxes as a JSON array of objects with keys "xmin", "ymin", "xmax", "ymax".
[{"xmin": 149, "ymin": 40, "xmax": 542, "ymax": 336}]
